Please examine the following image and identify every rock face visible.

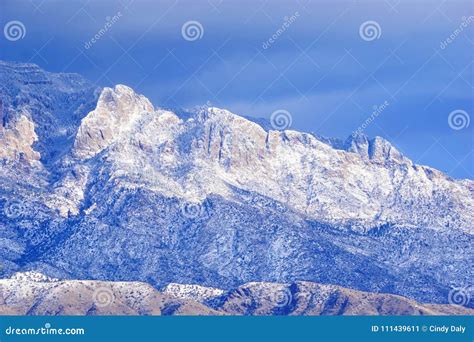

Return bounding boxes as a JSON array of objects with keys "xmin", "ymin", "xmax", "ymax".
[
  {"xmin": 0, "ymin": 60, "xmax": 99, "ymax": 166},
  {"xmin": 73, "ymin": 85, "xmax": 154, "ymax": 159},
  {"xmin": 0, "ymin": 61, "xmax": 473, "ymax": 312},
  {"xmin": 0, "ymin": 272, "xmax": 471, "ymax": 316},
  {"xmin": 0, "ymin": 115, "xmax": 40, "ymax": 163}
]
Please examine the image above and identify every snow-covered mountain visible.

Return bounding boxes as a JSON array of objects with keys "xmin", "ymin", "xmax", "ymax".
[
  {"xmin": 0, "ymin": 271, "xmax": 220, "ymax": 315},
  {"xmin": 0, "ymin": 60, "xmax": 472, "ymax": 311},
  {"xmin": 1, "ymin": 272, "xmax": 471, "ymax": 315}
]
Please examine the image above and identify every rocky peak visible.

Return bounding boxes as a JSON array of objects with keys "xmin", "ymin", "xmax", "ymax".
[
  {"xmin": 368, "ymin": 136, "xmax": 407, "ymax": 163},
  {"xmin": 344, "ymin": 133, "xmax": 370, "ymax": 157},
  {"xmin": 65, "ymin": 88, "xmax": 472, "ymax": 232},
  {"xmin": 344, "ymin": 133, "xmax": 407, "ymax": 163},
  {"xmin": 73, "ymin": 85, "xmax": 154, "ymax": 159}
]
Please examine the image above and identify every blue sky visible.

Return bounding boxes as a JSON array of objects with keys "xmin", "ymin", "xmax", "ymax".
[{"xmin": 0, "ymin": 0, "xmax": 472, "ymax": 179}]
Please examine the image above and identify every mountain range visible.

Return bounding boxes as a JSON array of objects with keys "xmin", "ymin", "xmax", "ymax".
[
  {"xmin": 0, "ymin": 60, "xmax": 472, "ymax": 314},
  {"xmin": 1, "ymin": 272, "xmax": 472, "ymax": 315}
]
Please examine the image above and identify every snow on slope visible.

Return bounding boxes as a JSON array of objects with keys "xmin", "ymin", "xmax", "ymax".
[
  {"xmin": 67, "ymin": 84, "xmax": 473, "ymax": 232},
  {"xmin": 0, "ymin": 61, "xmax": 472, "ymax": 309},
  {"xmin": 0, "ymin": 272, "xmax": 471, "ymax": 316}
]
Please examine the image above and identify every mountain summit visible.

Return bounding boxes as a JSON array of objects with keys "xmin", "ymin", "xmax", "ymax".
[{"xmin": 0, "ymin": 61, "xmax": 472, "ymax": 309}]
